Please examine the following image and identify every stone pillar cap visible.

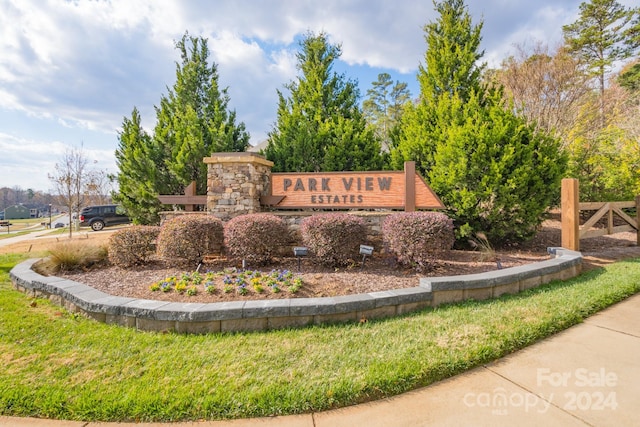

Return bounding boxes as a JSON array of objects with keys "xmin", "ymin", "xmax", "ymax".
[{"xmin": 204, "ymin": 152, "xmax": 273, "ymax": 167}]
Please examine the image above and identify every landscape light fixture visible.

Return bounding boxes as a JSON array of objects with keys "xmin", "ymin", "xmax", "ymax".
[
  {"xmin": 293, "ymin": 246, "xmax": 308, "ymax": 272},
  {"xmin": 359, "ymin": 245, "xmax": 374, "ymax": 269}
]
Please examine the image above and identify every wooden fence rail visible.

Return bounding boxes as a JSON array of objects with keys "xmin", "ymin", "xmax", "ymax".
[{"xmin": 561, "ymin": 178, "xmax": 640, "ymax": 251}]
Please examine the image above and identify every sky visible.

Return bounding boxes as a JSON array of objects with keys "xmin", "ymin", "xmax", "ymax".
[{"xmin": 0, "ymin": 0, "xmax": 632, "ymax": 193}]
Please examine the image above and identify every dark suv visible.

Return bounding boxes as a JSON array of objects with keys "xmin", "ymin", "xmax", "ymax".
[{"xmin": 79, "ymin": 205, "xmax": 130, "ymax": 231}]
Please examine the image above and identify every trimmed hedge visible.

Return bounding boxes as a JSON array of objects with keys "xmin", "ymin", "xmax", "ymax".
[
  {"xmin": 156, "ymin": 215, "xmax": 224, "ymax": 266},
  {"xmin": 224, "ymin": 214, "xmax": 289, "ymax": 265},
  {"xmin": 301, "ymin": 213, "xmax": 366, "ymax": 267},
  {"xmin": 108, "ymin": 225, "xmax": 161, "ymax": 267},
  {"xmin": 382, "ymin": 212, "xmax": 454, "ymax": 271}
]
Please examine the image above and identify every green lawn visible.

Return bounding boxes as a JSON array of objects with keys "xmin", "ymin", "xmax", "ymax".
[{"xmin": 1, "ymin": 253, "xmax": 639, "ymax": 422}]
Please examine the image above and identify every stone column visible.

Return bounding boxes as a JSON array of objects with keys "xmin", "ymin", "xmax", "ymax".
[{"xmin": 205, "ymin": 152, "xmax": 273, "ymax": 220}]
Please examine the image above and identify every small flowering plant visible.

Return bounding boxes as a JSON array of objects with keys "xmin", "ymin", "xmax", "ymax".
[
  {"xmin": 204, "ymin": 281, "xmax": 216, "ymax": 294},
  {"xmin": 174, "ymin": 280, "xmax": 187, "ymax": 293},
  {"xmin": 149, "ymin": 276, "xmax": 176, "ymax": 292},
  {"xmin": 149, "ymin": 268, "xmax": 304, "ymax": 297},
  {"xmin": 251, "ymin": 278, "xmax": 264, "ymax": 293},
  {"xmin": 288, "ymin": 277, "xmax": 303, "ymax": 293},
  {"xmin": 190, "ymin": 272, "xmax": 203, "ymax": 285}
]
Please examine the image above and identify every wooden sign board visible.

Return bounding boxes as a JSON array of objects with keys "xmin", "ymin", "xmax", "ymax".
[{"xmin": 263, "ymin": 162, "xmax": 444, "ymax": 211}]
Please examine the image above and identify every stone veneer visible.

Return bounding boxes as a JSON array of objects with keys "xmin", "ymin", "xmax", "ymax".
[
  {"xmin": 205, "ymin": 152, "xmax": 273, "ymax": 220},
  {"xmin": 10, "ymin": 248, "xmax": 582, "ymax": 334}
]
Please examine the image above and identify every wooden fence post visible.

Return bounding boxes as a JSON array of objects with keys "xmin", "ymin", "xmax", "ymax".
[
  {"xmin": 561, "ymin": 178, "xmax": 580, "ymax": 251},
  {"xmin": 404, "ymin": 161, "xmax": 416, "ymax": 212}
]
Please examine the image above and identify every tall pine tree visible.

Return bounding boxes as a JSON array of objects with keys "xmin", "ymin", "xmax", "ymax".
[
  {"xmin": 420, "ymin": 0, "xmax": 485, "ymax": 104},
  {"xmin": 115, "ymin": 33, "xmax": 249, "ymax": 223},
  {"xmin": 154, "ymin": 33, "xmax": 250, "ymax": 195},
  {"xmin": 393, "ymin": 0, "xmax": 566, "ymax": 244},
  {"xmin": 265, "ymin": 32, "xmax": 384, "ymax": 172},
  {"xmin": 563, "ymin": 0, "xmax": 639, "ymax": 125},
  {"xmin": 392, "ymin": 0, "xmax": 485, "ymax": 174},
  {"xmin": 113, "ymin": 107, "xmax": 162, "ymax": 224},
  {"xmin": 362, "ymin": 73, "xmax": 411, "ymax": 153}
]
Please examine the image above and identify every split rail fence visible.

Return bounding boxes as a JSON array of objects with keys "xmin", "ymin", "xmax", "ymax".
[{"xmin": 561, "ymin": 178, "xmax": 640, "ymax": 251}]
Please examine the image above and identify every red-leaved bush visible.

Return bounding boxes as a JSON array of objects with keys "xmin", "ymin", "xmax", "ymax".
[
  {"xmin": 382, "ymin": 212, "xmax": 454, "ymax": 271},
  {"xmin": 224, "ymin": 214, "xmax": 289, "ymax": 265},
  {"xmin": 108, "ymin": 225, "xmax": 160, "ymax": 267},
  {"xmin": 156, "ymin": 215, "xmax": 224, "ymax": 266},
  {"xmin": 301, "ymin": 213, "xmax": 366, "ymax": 267}
]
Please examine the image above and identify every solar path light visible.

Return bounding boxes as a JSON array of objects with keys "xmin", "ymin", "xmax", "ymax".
[
  {"xmin": 293, "ymin": 246, "xmax": 308, "ymax": 272},
  {"xmin": 360, "ymin": 245, "xmax": 374, "ymax": 270}
]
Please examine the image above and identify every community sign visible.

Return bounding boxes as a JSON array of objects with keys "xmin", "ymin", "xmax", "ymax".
[{"xmin": 262, "ymin": 162, "xmax": 444, "ymax": 211}]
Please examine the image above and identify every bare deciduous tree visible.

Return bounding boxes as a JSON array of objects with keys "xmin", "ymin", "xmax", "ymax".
[
  {"xmin": 85, "ymin": 167, "xmax": 115, "ymax": 206},
  {"xmin": 616, "ymin": 60, "xmax": 640, "ymax": 141},
  {"xmin": 494, "ymin": 42, "xmax": 591, "ymax": 145},
  {"xmin": 48, "ymin": 146, "xmax": 89, "ymax": 238}
]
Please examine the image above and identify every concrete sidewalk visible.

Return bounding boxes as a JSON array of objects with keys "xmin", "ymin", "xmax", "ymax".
[
  {"xmin": 0, "ymin": 229, "xmax": 61, "ymax": 248},
  {"xmin": 2, "ymin": 294, "xmax": 638, "ymax": 427}
]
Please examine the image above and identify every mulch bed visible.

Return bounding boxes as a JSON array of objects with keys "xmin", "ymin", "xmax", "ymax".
[{"xmin": 51, "ymin": 216, "xmax": 640, "ymax": 303}]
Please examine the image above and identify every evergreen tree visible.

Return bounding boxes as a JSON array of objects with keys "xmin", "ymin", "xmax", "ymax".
[
  {"xmin": 566, "ymin": 64, "xmax": 640, "ymax": 202},
  {"xmin": 393, "ymin": 0, "xmax": 567, "ymax": 244},
  {"xmin": 392, "ymin": 0, "xmax": 485, "ymax": 173},
  {"xmin": 562, "ymin": 0, "xmax": 639, "ymax": 125},
  {"xmin": 113, "ymin": 108, "xmax": 162, "ymax": 225},
  {"xmin": 420, "ymin": 0, "xmax": 485, "ymax": 104},
  {"xmin": 265, "ymin": 32, "xmax": 384, "ymax": 172},
  {"xmin": 619, "ymin": 61, "xmax": 640, "ymax": 93},
  {"xmin": 362, "ymin": 73, "xmax": 411, "ymax": 153},
  {"xmin": 154, "ymin": 33, "xmax": 250, "ymax": 195},
  {"xmin": 115, "ymin": 32, "xmax": 249, "ymax": 223},
  {"xmin": 426, "ymin": 89, "xmax": 567, "ymax": 243}
]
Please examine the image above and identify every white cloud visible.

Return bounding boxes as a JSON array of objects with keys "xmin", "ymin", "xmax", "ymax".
[
  {"xmin": 0, "ymin": 133, "xmax": 70, "ymax": 191},
  {"xmin": 0, "ymin": 132, "xmax": 117, "ymax": 191},
  {"xmin": 0, "ymin": 0, "xmax": 610, "ymax": 191},
  {"xmin": 210, "ymin": 31, "xmax": 265, "ymax": 68}
]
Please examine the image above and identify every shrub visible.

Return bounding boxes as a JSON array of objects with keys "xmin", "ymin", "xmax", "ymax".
[
  {"xmin": 156, "ymin": 215, "xmax": 224, "ymax": 266},
  {"xmin": 382, "ymin": 212, "xmax": 454, "ymax": 271},
  {"xmin": 224, "ymin": 214, "xmax": 289, "ymax": 265},
  {"xmin": 108, "ymin": 225, "xmax": 161, "ymax": 267},
  {"xmin": 300, "ymin": 213, "xmax": 366, "ymax": 267},
  {"xmin": 38, "ymin": 241, "xmax": 108, "ymax": 273}
]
